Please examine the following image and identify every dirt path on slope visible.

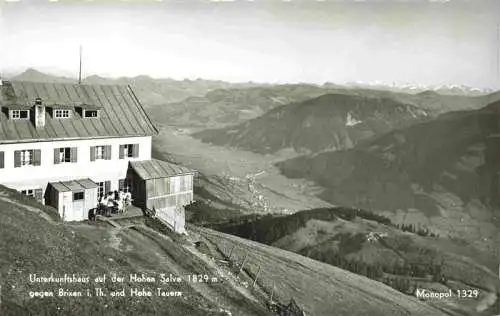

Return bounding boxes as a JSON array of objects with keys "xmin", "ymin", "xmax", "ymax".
[
  {"xmin": 122, "ymin": 225, "xmax": 269, "ymax": 316},
  {"xmin": 183, "ymin": 228, "xmax": 267, "ymax": 303},
  {"xmin": 0, "ymin": 193, "xmax": 56, "ymax": 224}
]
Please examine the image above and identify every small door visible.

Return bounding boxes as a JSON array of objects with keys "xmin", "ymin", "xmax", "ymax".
[
  {"xmin": 72, "ymin": 191, "xmax": 85, "ymax": 221},
  {"xmin": 61, "ymin": 194, "xmax": 70, "ymax": 221}
]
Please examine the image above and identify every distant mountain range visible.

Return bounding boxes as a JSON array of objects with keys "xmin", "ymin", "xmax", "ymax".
[
  {"xmin": 275, "ymin": 100, "xmax": 500, "ymax": 253},
  {"xmin": 157, "ymin": 84, "xmax": 500, "ymax": 130},
  {"xmin": 149, "ymin": 84, "xmax": 351, "ymax": 128},
  {"xmin": 192, "ymin": 93, "xmax": 431, "ymax": 154},
  {"xmin": 334, "ymin": 81, "xmax": 494, "ymax": 96},
  {"xmin": 6, "ymin": 68, "xmax": 500, "ymax": 131},
  {"xmin": 7, "ymin": 68, "xmax": 262, "ymax": 105},
  {"xmin": 8, "ymin": 68, "xmax": 493, "ymax": 97}
]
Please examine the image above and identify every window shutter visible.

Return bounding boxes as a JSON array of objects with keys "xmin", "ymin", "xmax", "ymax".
[
  {"xmin": 119, "ymin": 179, "xmax": 124, "ymax": 191},
  {"xmin": 14, "ymin": 151, "xmax": 21, "ymax": 168},
  {"xmin": 34, "ymin": 189, "xmax": 43, "ymax": 203},
  {"xmin": 119, "ymin": 145, "xmax": 125, "ymax": 159},
  {"xmin": 104, "ymin": 181, "xmax": 111, "ymax": 195},
  {"xmin": 70, "ymin": 147, "xmax": 77, "ymax": 163},
  {"xmin": 54, "ymin": 148, "xmax": 60, "ymax": 164},
  {"xmin": 132, "ymin": 144, "xmax": 139, "ymax": 158},
  {"xmin": 33, "ymin": 150, "xmax": 41, "ymax": 166},
  {"xmin": 0, "ymin": 151, "xmax": 4, "ymax": 169},
  {"xmin": 90, "ymin": 146, "xmax": 96, "ymax": 162},
  {"xmin": 105, "ymin": 145, "xmax": 111, "ymax": 160}
]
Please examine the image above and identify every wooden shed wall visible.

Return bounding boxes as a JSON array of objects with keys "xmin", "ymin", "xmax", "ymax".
[
  {"xmin": 45, "ymin": 184, "xmax": 59, "ymax": 210},
  {"xmin": 146, "ymin": 177, "xmax": 170, "ymax": 198},
  {"xmin": 144, "ymin": 174, "xmax": 194, "ymax": 211},
  {"xmin": 127, "ymin": 168, "xmax": 146, "ymax": 209},
  {"xmin": 145, "ymin": 192, "xmax": 193, "ymax": 210},
  {"xmin": 145, "ymin": 174, "xmax": 193, "ymax": 199},
  {"xmin": 155, "ymin": 206, "xmax": 186, "ymax": 234},
  {"xmin": 127, "ymin": 167, "xmax": 195, "ymax": 213}
]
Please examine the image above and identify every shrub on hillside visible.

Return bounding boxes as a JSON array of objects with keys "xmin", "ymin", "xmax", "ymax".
[
  {"xmin": 185, "ymin": 201, "xmax": 244, "ymax": 225},
  {"xmin": 217, "ymin": 206, "xmax": 393, "ymax": 244},
  {"xmin": 0, "ymin": 185, "xmax": 60, "ymax": 222}
]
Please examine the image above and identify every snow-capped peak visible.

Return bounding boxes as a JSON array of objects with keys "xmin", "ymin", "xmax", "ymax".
[{"xmin": 342, "ymin": 81, "xmax": 493, "ymax": 96}]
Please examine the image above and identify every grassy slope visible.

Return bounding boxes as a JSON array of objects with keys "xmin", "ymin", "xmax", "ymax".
[
  {"xmin": 211, "ymin": 208, "xmax": 499, "ymax": 315},
  {"xmin": 212, "ymin": 207, "xmax": 497, "ymax": 281},
  {"xmin": 193, "ymin": 226, "xmax": 454, "ymax": 316},
  {"xmin": 0, "ymin": 187, "xmax": 267, "ymax": 316},
  {"xmin": 0, "ymin": 186, "xmax": 455, "ymax": 316}
]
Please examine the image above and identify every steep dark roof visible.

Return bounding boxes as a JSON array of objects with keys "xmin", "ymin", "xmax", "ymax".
[
  {"xmin": 0, "ymin": 81, "xmax": 158, "ymax": 143},
  {"xmin": 130, "ymin": 159, "xmax": 197, "ymax": 180}
]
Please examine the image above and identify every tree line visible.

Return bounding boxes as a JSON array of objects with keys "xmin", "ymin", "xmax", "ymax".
[
  {"xmin": 395, "ymin": 223, "xmax": 440, "ymax": 237},
  {"xmin": 300, "ymin": 246, "xmax": 447, "ymax": 295}
]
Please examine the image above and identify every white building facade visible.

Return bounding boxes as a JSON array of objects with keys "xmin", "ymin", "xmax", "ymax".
[
  {"xmin": 0, "ymin": 80, "xmax": 195, "ymax": 231},
  {"xmin": 0, "ymin": 135, "xmax": 152, "ymax": 197}
]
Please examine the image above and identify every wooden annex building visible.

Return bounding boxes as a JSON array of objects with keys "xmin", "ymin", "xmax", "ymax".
[{"xmin": 127, "ymin": 159, "xmax": 196, "ymax": 234}]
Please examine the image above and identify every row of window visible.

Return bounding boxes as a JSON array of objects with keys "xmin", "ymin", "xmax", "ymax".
[
  {"xmin": 20, "ymin": 179, "xmax": 132, "ymax": 202},
  {"xmin": 147, "ymin": 175, "xmax": 193, "ymax": 197},
  {"xmin": 21, "ymin": 188, "xmax": 42, "ymax": 199},
  {"xmin": 21, "ymin": 188, "xmax": 85, "ymax": 202},
  {"xmin": 10, "ymin": 109, "xmax": 99, "ymax": 120},
  {"xmin": 90, "ymin": 180, "xmax": 132, "ymax": 200},
  {"xmin": 0, "ymin": 144, "xmax": 139, "ymax": 168}
]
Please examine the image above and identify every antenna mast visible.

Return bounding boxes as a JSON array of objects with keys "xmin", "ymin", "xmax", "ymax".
[
  {"xmin": 496, "ymin": 24, "xmax": 500, "ymax": 89},
  {"xmin": 78, "ymin": 45, "xmax": 82, "ymax": 84}
]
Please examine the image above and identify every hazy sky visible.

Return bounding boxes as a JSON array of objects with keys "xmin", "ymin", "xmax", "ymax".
[{"xmin": 1, "ymin": 0, "xmax": 499, "ymax": 89}]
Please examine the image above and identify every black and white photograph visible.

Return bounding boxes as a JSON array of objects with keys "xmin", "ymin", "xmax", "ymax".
[{"xmin": 0, "ymin": 0, "xmax": 499, "ymax": 315}]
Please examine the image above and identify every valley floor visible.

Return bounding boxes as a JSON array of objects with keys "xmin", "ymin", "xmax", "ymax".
[{"xmin": 153, "ymin": 126, "xmax": 331, "ymax": 214}]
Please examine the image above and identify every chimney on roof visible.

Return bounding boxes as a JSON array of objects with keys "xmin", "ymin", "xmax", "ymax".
[{"xmin": 34, "ymin": 97, "xmax": 46, "ymax": 128}]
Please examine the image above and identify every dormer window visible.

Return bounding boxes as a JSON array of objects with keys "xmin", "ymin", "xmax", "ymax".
[
  {"xmin": 75, "ymin": 105, "xmax": 101, "ymax": 118},
  {"xmin": 84, "ymin": 110, "xmax": 99, "ymax": 118},
  {"xmin": 11, "ymin": 110, "xmax": 30, "ymax": 120},
  {"xmin": 54, "ymin": 109, "xmax": 71, "ymax": 119}
]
